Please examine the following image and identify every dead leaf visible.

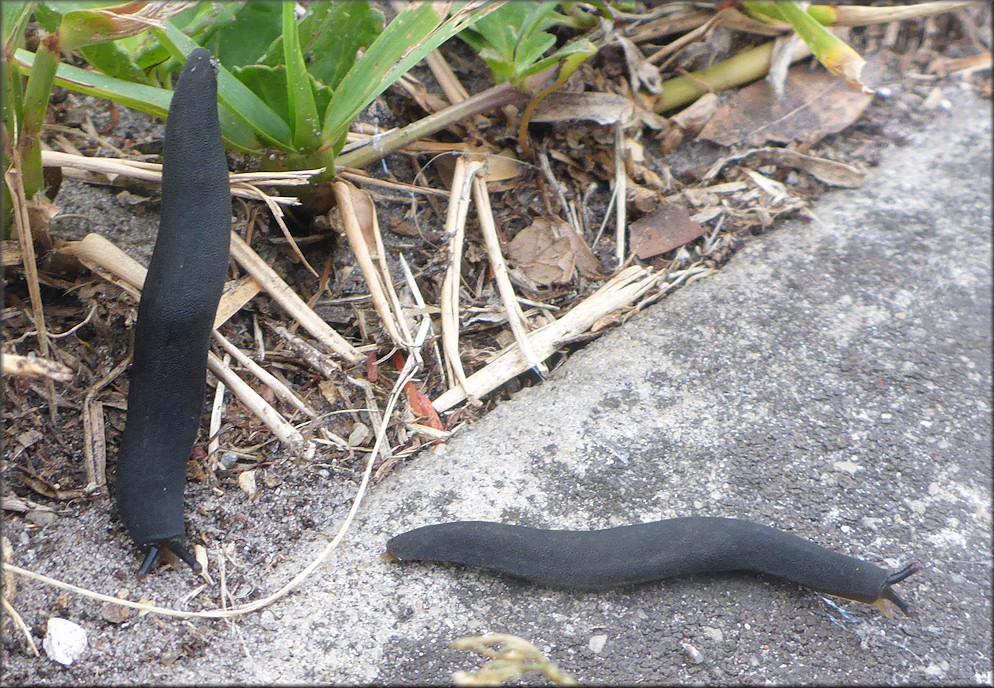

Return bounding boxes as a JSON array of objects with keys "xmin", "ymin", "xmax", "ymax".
[
  {"xmin": 698, "ymin": 52, "xmax": 897, "ymax": 147},
  {"xmin": 703, "ymin": 147, "xmax": 863, "ymax": 188},
  {"xmin": 507, "ymin": 219, "xmax": 575, "ymax": 287},
  {"xmin": 630, "ymin": 203, "xmax": 707, "ymax": 260},
  {"xmin": 530, "ymin": 92, "xmax": 635, "ymax": 126},
  {"xmin": 615, "ymin": 34, "xmax": 663, "ymax": 95}
]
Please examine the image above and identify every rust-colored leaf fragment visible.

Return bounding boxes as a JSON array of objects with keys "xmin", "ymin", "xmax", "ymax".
[
  {"xmin": 506, "ymin": 217, "xmax": 605, "ymax": 286},
  {"xmin": 630, "ymin": 204, "xmax": 707, "ymax": 260}
]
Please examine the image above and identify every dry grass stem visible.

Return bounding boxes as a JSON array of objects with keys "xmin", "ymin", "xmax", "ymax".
[
  {"xmin": 440, "ymin": 157, "xmax": 485, "ymax": 393},
  {"xmin": 208, "ymin": 354, "xmax": 229, "ymax": 460},
  {"xmin": 81, "ymin": 355, "xmax": 129, "ymax": 494},
  {"xmin": 433, "ymin": 266, "xmax": 657, "ymax": 412},
  {"xmin": 206, "ymin": 352, "xmax": 307, "ymax": 452},
  {"xmin": 213, "ymin": 331, "xmax": 317, "ymax": 419},
  {"xmin": 229, "ymin": 232, "xmax": 361, "ymax": 364},
  {"xmin": 6, "ymin": 150, "xmax": 56, "ymax": 421},
  {"xmin": 614, "ymin": 122, "xmax": 628, "ymax": 266},
  {"xmin": 231, "ymin": 182, "xmax": 317, "ymax": 277},
  {"xmin": 333, "ymin": 181, "xmax": 414, "ymax": 349},
  {"xmin": 425, "ymin": 49, "xmax": 471, "ymax": 104},
  {"xmin": 471, "ymin": 176, "xmax": 546, "ymax": 375},
  {"xmin": 1, "ymin": 597, "xmax": 39, "ymax": 658},
  {"xmin": 214, "ymin": 276, "xmax": 263, "ymax": 329},
  {"xmin": 0, "ymin": 352, "xmax": 73, "ymax": 382}
]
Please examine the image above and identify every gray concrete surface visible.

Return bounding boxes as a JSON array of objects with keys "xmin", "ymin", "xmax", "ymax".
[
  {"xmin": 8, "ymin": 93, "xmax": 989, "ymax": 685},
  {"xmin": 146, "ymin": 91, "xmax": 988, "ymax": 683}
]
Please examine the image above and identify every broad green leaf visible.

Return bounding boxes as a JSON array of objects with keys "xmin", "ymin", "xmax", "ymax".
[
  {"xmin": 200, "ymin": 1, "xmax": 281, "ymax": 69},
  {"xmin": 79, "ymin": 42, "xmax": 144, "ymax": 82},
  {"xmin": 152, "ymin": 21, "xmax": 293, "ymax": 151}
]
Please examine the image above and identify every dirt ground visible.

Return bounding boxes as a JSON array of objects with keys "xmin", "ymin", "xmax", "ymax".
[{"xmin": 2, "ymin": 7, "xmax": 991, "ymax": 684}]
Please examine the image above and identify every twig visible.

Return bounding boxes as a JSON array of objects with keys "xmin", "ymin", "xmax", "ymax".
[
  {"xmin": 229, "ymin": 233, "xmax": 362, "ymax": 364},
  {"xmin": 471, "ymin": 176, "xmax": 546, "ymax": 376},
  {"xmin": 81, "ymin": 355, "xmax": 130, "ymax": 494},
  {"xmin": 1, "ymin": 353, "xmax": 73, "ymax": 382},
  {"xmin": 433, "ymin": 266, "xmax": 658, "ymax": 412},
  {"xmin": 6, "ymin": 147, "xmax": 56, "ymax": 422}
]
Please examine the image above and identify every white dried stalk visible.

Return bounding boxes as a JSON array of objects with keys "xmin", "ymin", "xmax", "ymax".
[
  {"xmin": 0, "ymin": 353, "xmax": 73, "ymax": 382},
  {"xmin": 332, "ymin": 182, "xmax": 411, "ymax": 349},
  {"xmin": 213, "ymin": 331, "xmax": 317, "ymax": 419},
  {"xmin": 471, "ymin": 176, "xmax": 546, "ymax": 375},
  {"xmin": 433, "ymin": 266, "xmax": 659, "ymax": 412},
  {"xmin": 229, "ymin": 232, "xmax": 361, "ymax": 364},
  {"xmin": 208, "ymin": 354, "xmax": 229, "ymax": 461},
  {"xmin": 439, "ymin": 157, "xmax": 485, "ymax": 394},
  {"xmin": 614, "ymin": 122, "xmax": 628, "ymax": 266},
  {"xmin": 58, "ymin": 233, "xmax": 307, "ymax": 449}
]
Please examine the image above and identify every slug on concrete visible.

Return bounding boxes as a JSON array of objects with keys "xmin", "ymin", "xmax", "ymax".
[
  {"xmin": 386, "ymin": 518, "xmax": 917, "ymax": 615},
  {"xmin": 115, "ymin": 48, "xmax": 230, "ymax": 577}
]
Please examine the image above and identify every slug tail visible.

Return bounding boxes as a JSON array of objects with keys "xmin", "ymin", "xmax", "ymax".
[{"xmin": 136, "ymin": 540, "xmax": 202, "ymax": 579}]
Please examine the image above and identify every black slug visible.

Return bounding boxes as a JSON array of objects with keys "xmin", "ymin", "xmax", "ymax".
[
  {"xmin": 386, "ymin": 518, "xmax": 918, "ymax": 615},
  {"xmin": 115, "ymin": 48, "xmax": 230, "ymax": 577}
]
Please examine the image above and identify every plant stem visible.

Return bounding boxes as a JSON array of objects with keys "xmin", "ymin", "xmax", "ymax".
[
  {"xmin": 325, "ymin": 80, "xmax": 529, "ymax": 179},
  {"xmin": 19, "ymin": 33, "xmax": 61, "ymax": 200},
  {"xmin": 655, "ymin": 39, "xmax": 811, "ymax": 113}
]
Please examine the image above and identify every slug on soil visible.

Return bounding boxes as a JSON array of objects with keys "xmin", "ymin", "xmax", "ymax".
[{"xmin": 115, "ymin": 48, "xmax": 230, "ymax": 577}]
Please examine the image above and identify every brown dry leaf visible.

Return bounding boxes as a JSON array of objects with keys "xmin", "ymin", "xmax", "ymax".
[
  {"xmin": 703, "ymin": 148, "xmax": 863, "ymax": 188},
  {"xmin": 698, "ymin": 52, "xmax": 896, "ymax": 147},
  {"xmin": 630, "ymin": 203, "xmax": 707, "ymax": 260},
  {"xmin": 507, "ymin": 218, "xmax": 578, "ymax": 286},
  {"xmin": 530, "ymin": 92, "xmax": 635, "ymax": 126},
  {"xmin": 341, "ymin": 184, "xmax": 378, "ymax": 255}
]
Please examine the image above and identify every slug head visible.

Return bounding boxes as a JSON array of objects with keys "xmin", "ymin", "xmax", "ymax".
[{"xmin": 137, "ymin": 539, "xmax": 202, "ymax": 579}]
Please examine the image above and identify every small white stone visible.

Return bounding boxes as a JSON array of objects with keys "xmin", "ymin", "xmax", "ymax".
[
  {"xmin": 43, "ymin": 618, "xmax": 88, "ymax": 666},
  {"xmin": 588, "ymin": 634, "xmax": 607, "ymax": 654},
  {"xmin": 702, "ymin": 626, "xmax": 724, "ymax": 643},
  {"xmin": 681, "ymin": 641, "xmax": 704, "ymax": 664}
]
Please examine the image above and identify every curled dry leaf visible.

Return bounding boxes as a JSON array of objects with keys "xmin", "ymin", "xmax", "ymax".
[
  {"xmin": 630, "ymin": 203, "xmax": 707, "ymax": 260},
  {"xmin": 530, "ymin": 92, "xmax": 635, "ymax": 127},
  {"xmin": 507, "ymin": 217, "xmax": 607, "ymax": 287}
]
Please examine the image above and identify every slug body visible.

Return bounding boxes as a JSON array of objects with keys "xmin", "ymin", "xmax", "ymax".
[
  {"xmin": 115, "ymin": 49, "xmax": 230, "ymax": 577},
  {"xmin": 387, "ymin": 518, "xmax": 917, "ymax": 614}
]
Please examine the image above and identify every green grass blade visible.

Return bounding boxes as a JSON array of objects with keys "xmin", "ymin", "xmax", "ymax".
[
  {"xmin": 770, "ymin": 1, "xmax": 868, "ymax": 91},
  {"xmin": 13, "ymin": 47, "xmax": 261, "ymax": 152},
  {"xmin": 282, "ymin": 0, "xmax": 320, "ymax": 150},
  {"xmin": 320, "ymin": 2, "xmax": 500, "ymax": 160},
  {"xmin": 151, "ymin": 21, "xmax": 293, "ymax": 150}
]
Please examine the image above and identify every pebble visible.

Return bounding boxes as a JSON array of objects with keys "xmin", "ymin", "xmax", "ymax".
[
  {"xmin": 588, "ymin": 634, "xmax": 607, "ymax": 654},
  {"xmin": 43, "ymin": 618, "xmax": 87, "ymax": 666},
  {"xmin": 681, "ymin": 641, "xmax": 704, "ymax": 664}
]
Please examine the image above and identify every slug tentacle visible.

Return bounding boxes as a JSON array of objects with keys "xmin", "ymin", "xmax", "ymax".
[
  {"xmin": 115, "ymin": 48, "xmax": 230, "ymax": 577},
  {"xmin": 386, "ymin": 518, "xmax": 917, "ymax": 615}
]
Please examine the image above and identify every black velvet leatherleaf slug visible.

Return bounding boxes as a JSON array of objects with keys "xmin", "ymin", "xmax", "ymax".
[
  {"xmin": 385, "ymin": 517, "xmax": 918, "ymax": 615},
  {"xmin": 115, "ymin": 48, "xmax": 230, "ymax": 578}
]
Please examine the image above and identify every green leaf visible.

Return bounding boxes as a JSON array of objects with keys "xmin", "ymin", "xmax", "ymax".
[
  {"xmin": 13, "ymin": 47, "xmax": 262, "ymax": 153},
  {"xmin": 282, "ymin": 0, "xmax": 320, "ymax": 151},
  {"xmin": 151, "ymin": 21, "xmax": 293, "ymax": 151},
  {"xmin": 320, "ymin": 2, "xmax": 499, "ymax": 160},
  {"xmin": 199, "ymin": 1, "xmax": 281, "ymax": 69},
  {"xmin": 78, "ymin": 42, "xmax": 144, "ymax": 81},
  {"xmin": 3, "ymin": 2, "xmax": 34, "ymax": 49}
]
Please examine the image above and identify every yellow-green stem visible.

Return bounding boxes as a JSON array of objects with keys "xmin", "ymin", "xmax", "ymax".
[{"xmin": 655, "ymin": 41, "xmax": 779, "ymax": 113}]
